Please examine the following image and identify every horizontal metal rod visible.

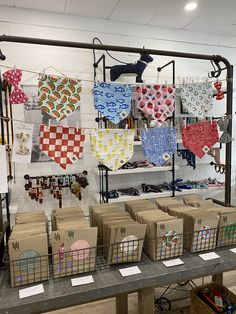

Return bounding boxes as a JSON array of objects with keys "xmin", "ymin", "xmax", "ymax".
[{"xmin": 0, "ymin": 35, "xmax": 231, "ymax": 67}]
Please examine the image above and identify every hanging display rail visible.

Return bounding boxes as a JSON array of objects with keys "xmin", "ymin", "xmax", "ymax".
[{"xmin": 0, "ymin": 34, "xmax": 233, "ymax": 207}]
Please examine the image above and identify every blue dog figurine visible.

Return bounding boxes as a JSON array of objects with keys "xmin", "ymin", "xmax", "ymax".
[{"xmin": 110, "ymin": 53, "xmax": 153, "ymax": 83}]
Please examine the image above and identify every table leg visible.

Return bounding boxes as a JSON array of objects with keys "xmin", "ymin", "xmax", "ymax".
[
  {"xmin": 138, "ymin": 287, "xmax": 154, "ymax": 314},
  {"xmin": 116, "ymin": 293, "xmax": 128, "ymax": 314},
  {"xmin": 212, "ymin": 273, "xmax": 223, "ymax": 284}
]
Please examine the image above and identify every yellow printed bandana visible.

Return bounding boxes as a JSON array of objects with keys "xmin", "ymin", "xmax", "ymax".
[{"xmin": 90, "ymin": 129, "xmax": 135, "ymax": 171}]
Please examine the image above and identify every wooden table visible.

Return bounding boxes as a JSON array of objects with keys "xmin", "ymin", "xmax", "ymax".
[{"xmin": 0, "ymin": 247, "xmax": 233, "ymax": 314}]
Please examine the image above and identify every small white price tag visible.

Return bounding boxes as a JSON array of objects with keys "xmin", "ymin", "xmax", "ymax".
[
  {"xmin": 230, "ymin": 248, "xmax": 236, "ymax": 254},
  {"xmin": 214, "ymin": 296, "xmax": 223, "ymax": 308},
  {"xmin": 19, "ymin": 284, "xmax": 44, "ymax": 299},
  {"xmin": 162, "ymin": 258, "xmax": 184, "ymax": 267},
  {"xmin": 119, "ymin": 266, "xmax": 141, "ymax": 277},
  {"xmin": 199, "ymin": 252, "xmax": 220, "ymax": 261},
  {"xmin": 71, "ymin": 275, "xmax": 94, "ymax": 287}
]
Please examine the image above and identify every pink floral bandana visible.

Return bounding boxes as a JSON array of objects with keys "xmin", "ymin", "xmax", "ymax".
[
  {"xmin": 135, "ymin": 84, "xmax": 176, "ymax": 122},
  {"xmin": 3, "ymin": 69, "xmax": 28, "ymax": 104}
]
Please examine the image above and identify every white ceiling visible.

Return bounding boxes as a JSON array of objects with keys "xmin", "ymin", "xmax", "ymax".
[{"xmin": 0, "ymin": 0, "xmax": 236, "ymax": 36}]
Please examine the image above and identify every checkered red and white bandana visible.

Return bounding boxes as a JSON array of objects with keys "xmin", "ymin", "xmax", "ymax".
[{"xmin": 39, "ymin": 124, "xmax": 85, "ymax": 169}]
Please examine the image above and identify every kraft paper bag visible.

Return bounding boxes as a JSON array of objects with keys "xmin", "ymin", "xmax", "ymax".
[
  {"xmin": 52, "ymin": 227, "xmax": 97, "ymax": 279},
  {"xmin": 9, "ymin": 233, "xmax": 49, "ymax": 287},
  {"xmin": 186, "ymin": 213, "xmax": 219, "ymax": 252},
  {"xmin": 217, "ymin": 212, "xmax": 236, "ymax": 247},
  {"xmin": 107, "ymin": 224, "xmax": 147, "ymax": 265}
]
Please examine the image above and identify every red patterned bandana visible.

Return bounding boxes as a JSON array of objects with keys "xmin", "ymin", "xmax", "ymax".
[
  {"xmin": 40, "ymin": 124, "xmax": 85, "ymax": 169},
  {"xmin": 181, "ymin": 121, "xmax": 219, "ymax": 158}
]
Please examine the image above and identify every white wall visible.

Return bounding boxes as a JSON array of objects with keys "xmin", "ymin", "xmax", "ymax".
[{"xmin": 0, "ymin": 6, "xmax": 235, "ymax": 214}]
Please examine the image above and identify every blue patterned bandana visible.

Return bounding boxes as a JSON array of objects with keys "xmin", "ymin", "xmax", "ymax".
[
  {"xmin": 141, "ymin": 127, "xmax": 177, "ymax": 166},
  {"xmin": 93, "ymin": 82, "xmax": 132, "ymax": 124}
]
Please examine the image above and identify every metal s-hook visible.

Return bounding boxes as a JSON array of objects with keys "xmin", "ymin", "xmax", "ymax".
[{"xmin": 208, "ymin": 57, "xmax": 226, "ymax": 79}]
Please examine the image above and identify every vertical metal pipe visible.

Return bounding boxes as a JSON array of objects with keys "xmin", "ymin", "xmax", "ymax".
[
  {"xmin": 172, "ymin": 61, "xmax": 176, "ymax": 197},
  {"xmin": 225, "ymin": 65, "xmax": 233, "ymax": 205},
  {"xmin": 0, "ymin": 70, "xmax": 4, "ymax": 144},
  {"xmin": 157, "ymin": 61, "xmax": 176, "ymax": 197},
  {"xmin": 103, "ymin": 55, "xmax": 109, "ymax": 203}
]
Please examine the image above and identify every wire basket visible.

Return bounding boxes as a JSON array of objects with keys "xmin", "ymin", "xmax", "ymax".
[
  {"xmin": 7, "ymin": 237, "xmax": 149, "ymax": 287},
  {"xmin": 4, "ymin": 224, "xmax": 236, "ymax": 288},
  {"xmin": 190, "ymin": 283, "xmax": 236, "ymax": 313}
]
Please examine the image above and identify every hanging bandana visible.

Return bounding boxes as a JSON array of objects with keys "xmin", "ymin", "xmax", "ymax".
[
  {"xmin": 40, "ymin": 124, "xmax": 85, "ymax": 169},
  {"xmin": 90, "ymin": 129, "xmax": 135, "ymax": 171},
  {"xmin": 135, "ymin": 84, "xmax": 175, "ymax": 122},
  {"xmin": 3, "ymin": 69, "xmax": 28, "ymax": 104},
  {"xmin": 141, "ymin": 127, "xmax": 177, "ymax": 166},
  {"xmin": 217, "ymin": 116, "xmax": 232, "ymax": 143},
  {"xmin": 181, "ymin": 121, "xmax": 219, "ymax": 158},
  {"xmin": 93, "ymin": 82, "xmax": 132, "ymax": 124},
  {"xmin": 180, "ymin": 82, "xmax": 213, "ymax": 118},
  {"xmin": 38, "ymin": 74, "xmax": 82, "ymax": 121}
]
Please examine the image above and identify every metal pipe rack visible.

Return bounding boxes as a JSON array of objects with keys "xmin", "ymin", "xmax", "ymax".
[{"xmin": 0, "ymin": 34, "xmax": 233, "ymax": 205}]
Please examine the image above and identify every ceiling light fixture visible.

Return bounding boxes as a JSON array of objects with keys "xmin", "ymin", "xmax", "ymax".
[{"xmin": 185, "ymin": 2, "xmax": 198, "ymax": 11}]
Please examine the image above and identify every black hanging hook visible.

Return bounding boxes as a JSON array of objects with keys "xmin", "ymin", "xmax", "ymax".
[
  {"xmin": 0, "ymin": 49, "xmax": 6, "ymax": 60},
  {"xmin": 208, "ymin": 58, "xmax": 225, "ymax": 78}
]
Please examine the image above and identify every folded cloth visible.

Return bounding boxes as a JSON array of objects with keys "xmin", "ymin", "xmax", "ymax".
[
  {"xmin": 40, "ymin": 124, "xmax": 85, "ymax": 169},
  {"xmin": 181, "ymin": 121, "xmax": 219, "ymax": 158},
  {"xmin": 38, "ymin": 74, "xmax": 82, "ymax": 121},
  {"xmin": 93, "ymin": 82, "xmax": 132, "ymax": 124},
  {"xmin": 90, "ymin": 129, "xmax": 135, "ymax": 171},
  {"xmin": 217, "ymin": 115, "xmax": 232, "ymax": 143},
  {"xmin": 135, "ymin": 84, "xmax": 175, "ymax": 122},
  {"xmin": 180, "ymin": 82, "xmax": 213, "ymax": 118},
  {"xmin": 141, "ymin": 127, "xmax": 177, "ymax": 166},
  {"xmin": 3, "ymin": 69, "xmax": 28, "ymax": 104}
]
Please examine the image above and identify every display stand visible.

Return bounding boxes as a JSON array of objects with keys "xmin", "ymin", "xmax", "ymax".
[
  {"xmin": 0, "ymin": 35, "xmax": 233, "ymax": 208},
  {"xmin": 0, "ymin": 35, "xmax": 234, "ymax": 314}
]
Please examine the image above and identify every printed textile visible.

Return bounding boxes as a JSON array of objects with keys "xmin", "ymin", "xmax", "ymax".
[
  {"xmin": 181, "ymin": 121, "xmax": 219, "ymax": 158},
  {"xmin": 217, "ymin": 116, "xmax": 232, "ymax": 144},
  {"xmin": 135, "ymin": 84, "xmax": 176, "ymax": 122},
  {"xmin": 40, "ymin": 124, "xmax": 85, "ymax": 169},
  {"xmin": 180, "ymin": 82, "xmax": 213, "ymax": 118},
  {"xmin": 3, "ymin": 69, "xmax": 28, "ymax": 104},
  {"xmin": 93, "ymin": 82, "xmax": 132, "ymax": 124},
  {"xmin": 90, "ymin": 129, "xmax": 135, "ymax": 171},
  {"xmin": 38, "ymin": 74, "xmax": 82, "ymax": 121},
  {"xmin": 141, "ymin": 127, "xmax": 177, "ymax": 166}
]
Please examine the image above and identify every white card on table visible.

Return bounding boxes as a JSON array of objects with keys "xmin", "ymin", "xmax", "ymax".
[
  {"xmin": 230, "ymin": 248, "xmax": 236, "ymax": 254},
  {"xmin": 71, "ymin": 275, "xmax": 94, "ymax": 287},
  {"xmin": 0, "ymin": 145, "xmax": 8, "ymax": 193},
  {"xmin": 19, "ymin": 284, "xmax": 44, "ymax": 299},
  {"xmin": 199, "ymin": 252, "xmax": 220, "ymax": 261},
  {"xmin": 162, "ymin": 258, "xmax": 184, "ymax": 267},
  {"xmin": 119, "ymin": 266, "xmax": 141, "ymax": 277}
]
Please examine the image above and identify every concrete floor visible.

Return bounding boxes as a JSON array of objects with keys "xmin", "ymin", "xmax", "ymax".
[{"xmin": 44, "ymin": 271, "xmax": 236, "ymax": 314}]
